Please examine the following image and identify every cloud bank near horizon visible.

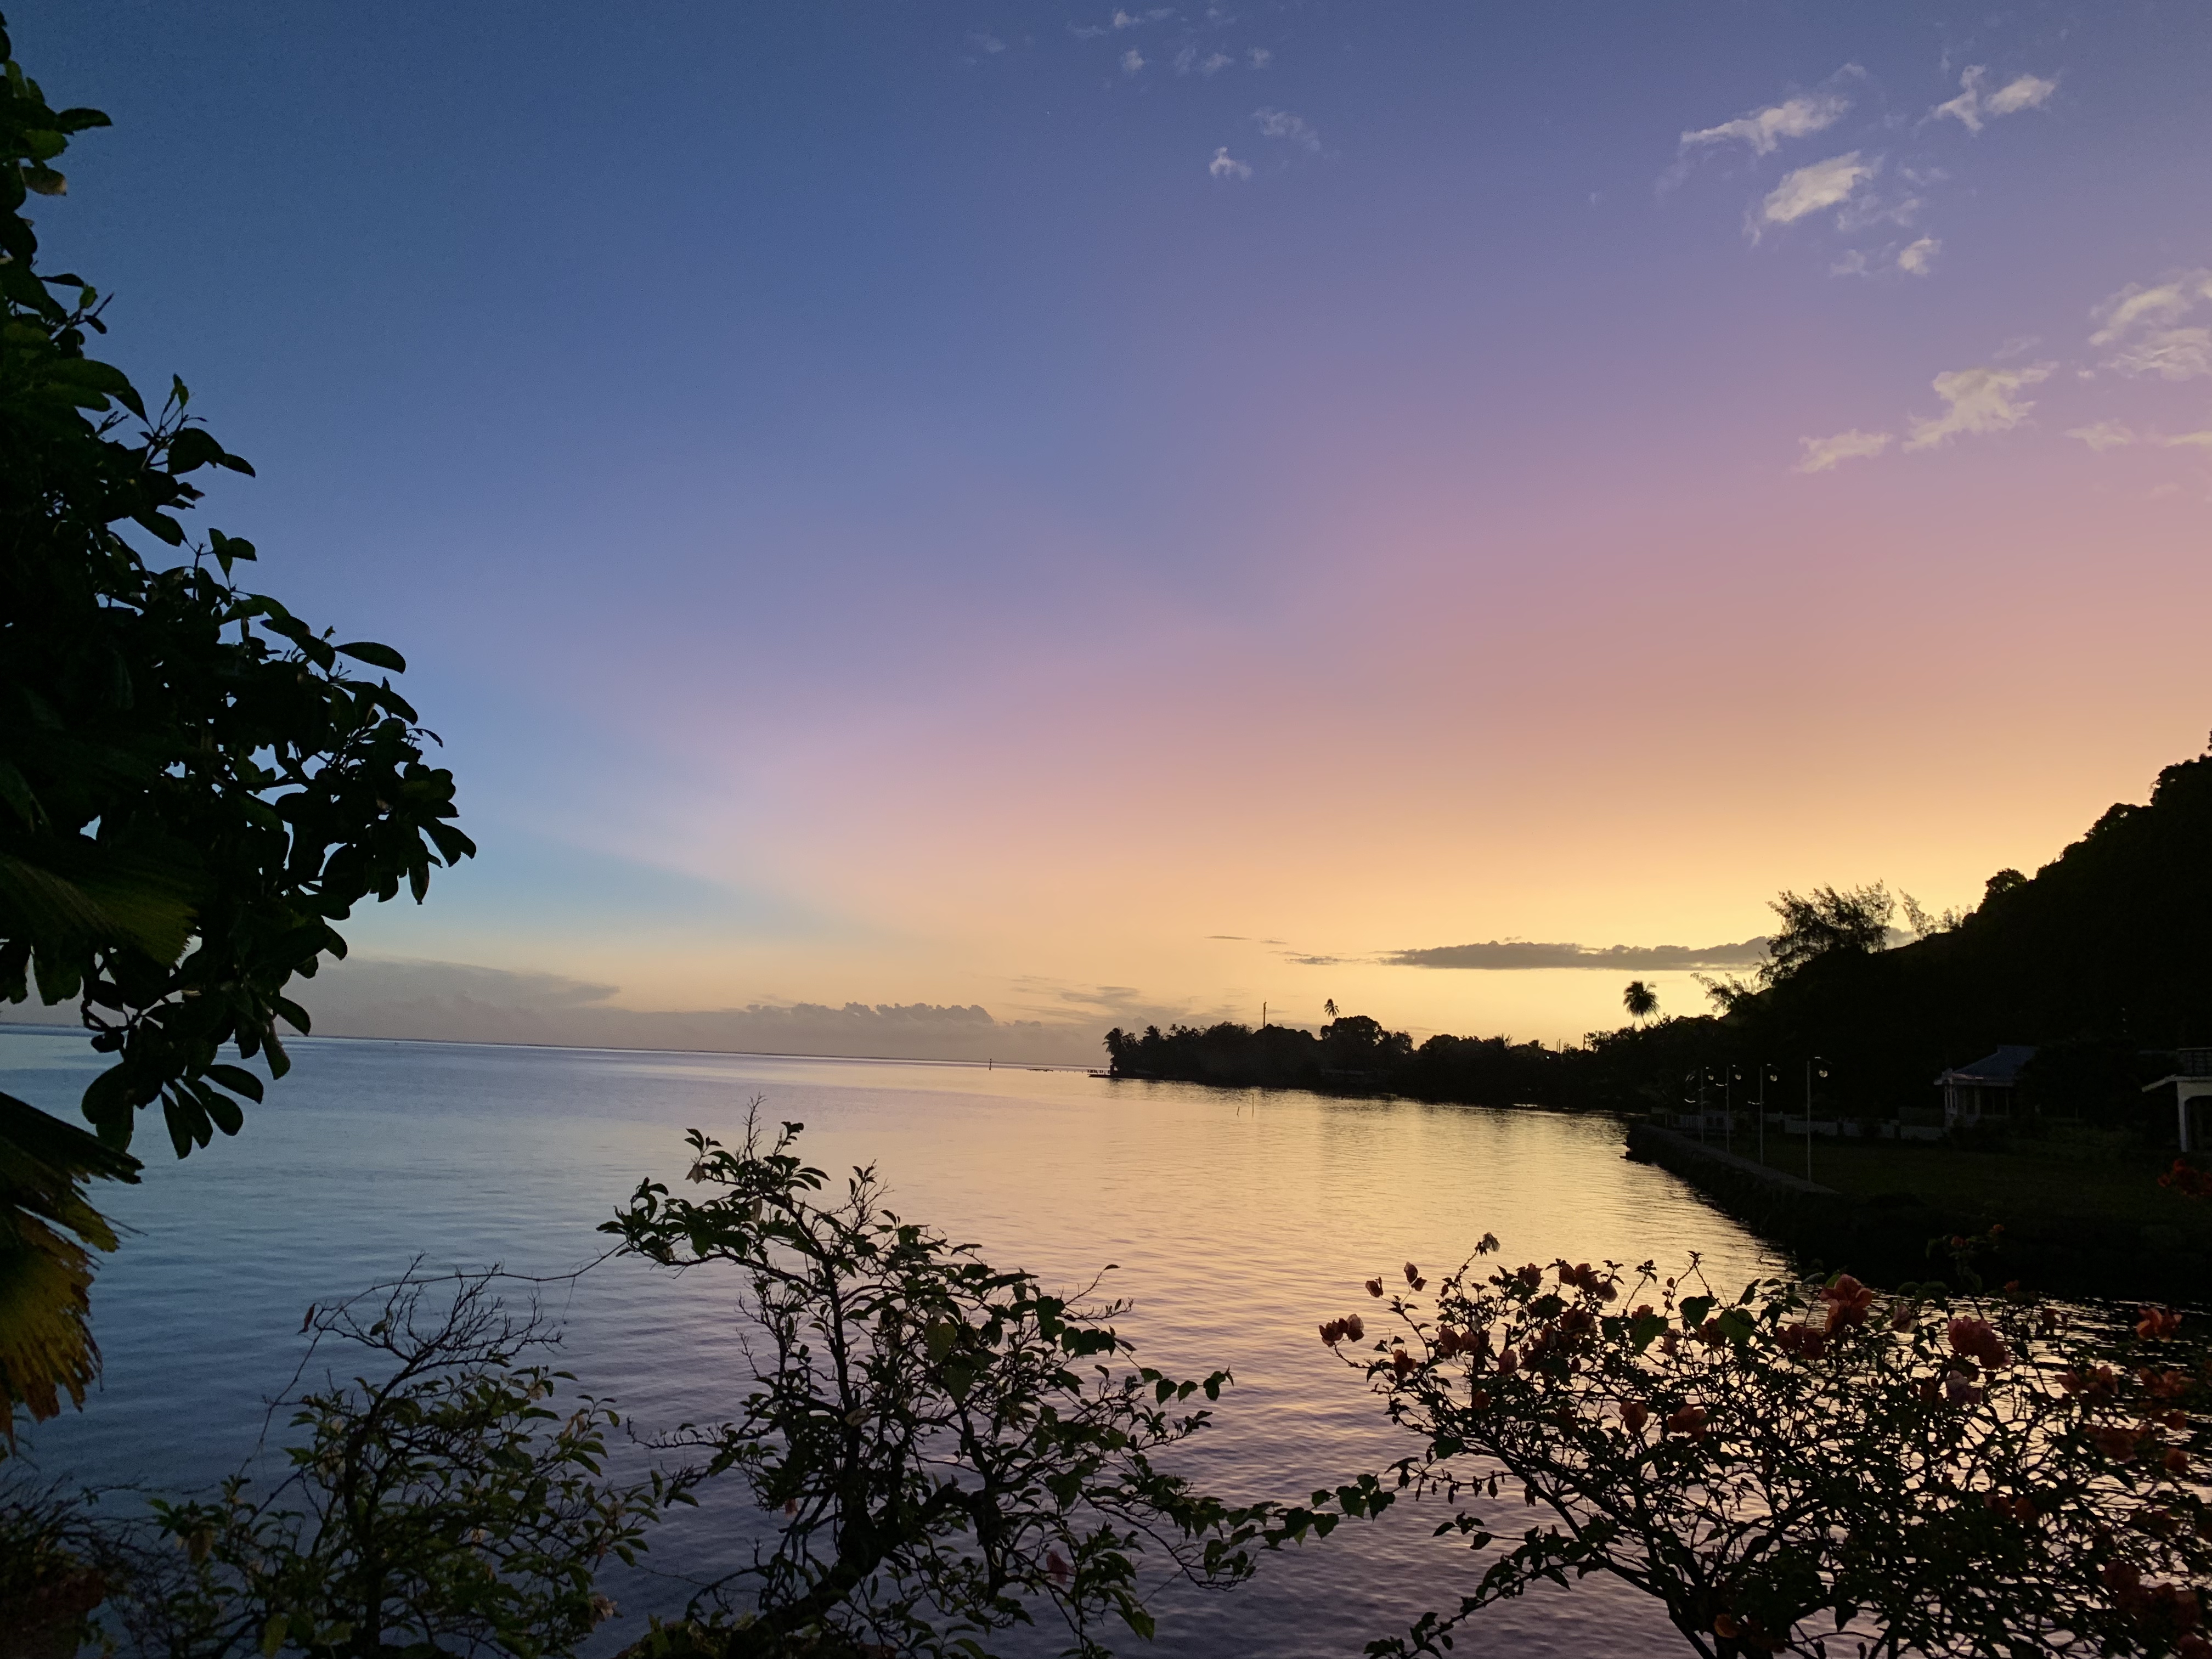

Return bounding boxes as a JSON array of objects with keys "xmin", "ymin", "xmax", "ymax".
[
  {"xmin": 1386, "ymin": 938, "xmax": 1770, "ymax": 972},
  {"xmin": 104, "ymin": 958, "xmax": 1119, "ymax": 1068}
]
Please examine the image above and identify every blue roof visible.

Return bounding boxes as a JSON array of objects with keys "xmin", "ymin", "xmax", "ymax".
[{"xmin": 1938, "ymin": 1045, "xmax": 2038, "ymax": 1085}]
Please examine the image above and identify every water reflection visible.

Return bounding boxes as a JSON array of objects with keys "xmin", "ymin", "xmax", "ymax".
[{"xmin": 7, "ymin": 1032, "xmax": 1784, "ymax": 1658}]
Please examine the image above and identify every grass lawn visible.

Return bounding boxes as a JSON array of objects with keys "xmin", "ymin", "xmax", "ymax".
[{"xmin": 1725, "ymin": 1122, "xmax": 2212, "ymax": 1240}]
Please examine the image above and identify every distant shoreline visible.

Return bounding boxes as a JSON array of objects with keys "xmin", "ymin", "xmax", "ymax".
[{"xmin": 0, "ymin": 1020, "xmax": 1098, "ymax": 1075}]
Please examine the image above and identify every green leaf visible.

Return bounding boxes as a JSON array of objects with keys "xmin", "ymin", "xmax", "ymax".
[
  {"xmin": 80, "ymin": 1064, "xmax": 140, "ymax": 1133},
  {"xmin": 0, "ymin": 1093, "xmax": 140, "ymax": 1443},
  {"xmin": 200, "ymin": 1087, "xmax": 243, "ymax": 1137},
  {"xmin": 204, "ymin": 1063, "xmax": 264, "ymax": 1103},
  {"xmin": 335, "ymin": 640, "xmax": 407, "ymax": 673},
  {"xmin": 166, "ymin": 427, "xmax": 227, "ymax": 473}
]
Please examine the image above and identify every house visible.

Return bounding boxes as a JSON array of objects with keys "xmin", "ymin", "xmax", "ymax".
[
  {"xmin": 1934, "ymin": 1046, "xmax": 2036, "ymax": 1128},
  {"xmin": 2142, "ymin": 1048, "xmax": 2212, "ymax": 1152}
]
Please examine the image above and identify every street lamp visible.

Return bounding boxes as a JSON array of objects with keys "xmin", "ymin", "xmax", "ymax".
[
  {"xmin": 1752, "ymin": 1062, "xmax": 1778, "ymax": 1166},
  {"xmin": 1805, "ymin": 1056, "xmax": 1830, "ymax": 1182}
]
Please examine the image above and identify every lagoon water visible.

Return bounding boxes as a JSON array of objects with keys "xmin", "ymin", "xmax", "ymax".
[{"xmin": 5, "ymin": 1028, "xmax": 1784, "ymax": 1658}]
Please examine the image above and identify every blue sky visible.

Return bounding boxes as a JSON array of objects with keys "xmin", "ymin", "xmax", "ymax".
[{"xmin": 21, "ymin": 1, "xmax": 2212, "ymax": 1054}]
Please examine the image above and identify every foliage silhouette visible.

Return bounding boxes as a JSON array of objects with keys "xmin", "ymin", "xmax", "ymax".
[
  {"xmin": 601, "ymin": 1112, "xmax": 1279, "ymax": 1658},
  {"xmin": 0, "ymin": 14, "xmax": 471, "ymax": 1437},
  {"xmin": 1312, "ymin": 1239, "xmax": 2212, "ymax": 1657}
]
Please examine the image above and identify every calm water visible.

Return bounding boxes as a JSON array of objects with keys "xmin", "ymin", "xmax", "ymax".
[{"xmin": 5, "ymin": 1029, "xmax": 1783, "ymax": 1658}]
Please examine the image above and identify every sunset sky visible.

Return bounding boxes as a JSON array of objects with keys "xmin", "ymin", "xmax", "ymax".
[{"xmin": 24, "ymin": 2, "xmax": 2212, "ymax": 1057}]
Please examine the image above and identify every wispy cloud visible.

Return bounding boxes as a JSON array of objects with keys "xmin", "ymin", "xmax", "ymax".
[
  {"xmin": 1897, "ymin": 235, "xmax": 1940, "ymax": 275},
  {"xmin": 1931, "ymin": 66, "xmax": 2058, "ymax": 133},
  {"xmin": 1387, "ymin": 938, "xmax": 1770, "ymax": 972},
  {"xmin": 280, "ymin": 957, "xmax": 1111, "ymax": 1066},
  {"xmin": 2067, "ymin": 421, "xmax": 2212, "ymax": 453},
  {"xmin": 1795, "ymin": 429, "xmax": 1893, "ymax": 472},
  {"xmin": 1758, "ymin": 151, "xmax": 1878, "ymax": 229},
  {"xmin": 1253, "ymin": 106, "xmax": 1319, "ymax": 152},
  {"xmin": 2089, "ymin": 270, "xmax": 2212, "ymax": 380},
  {"xmin": 1173, "ymin": 44, "xmax": 1234, "ymax": 75},
  {"xmin": 1208, "ymin": 146, "xmax": 1251, "ymax": 180},
  {"xmin": 2067, "ymin": 420, "xmax": 2138, "ymax": 452},
  {"xmin": 1904, "ymin": 363, "xmax": 2052, "ymax": 450},
  {"xmin": 969, "ymin": 31, "xmax": 1007, "ymax": 55},
  {"xmin": 1248, "ymin": 46, "xmax": 1271, "ymax": 69},
  {"xmin": 1121, "ymin": 47, "xmax": 1146, "ymax": 75},
  {"xmin": 1681, "ymin": 89, "xmax": 1852, "ymax": 156}
]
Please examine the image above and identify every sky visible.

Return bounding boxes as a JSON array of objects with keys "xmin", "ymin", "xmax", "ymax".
[{"xmin": 18, "ymin": 2, "xmax": 2212, "ymax": 1060}]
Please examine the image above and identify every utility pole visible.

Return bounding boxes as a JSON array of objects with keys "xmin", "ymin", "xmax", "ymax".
[{"xmin": 1722, "ymin": 1066, "xmax": 1735, "ymax": 1156}]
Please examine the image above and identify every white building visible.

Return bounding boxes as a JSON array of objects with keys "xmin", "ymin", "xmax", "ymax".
[{"xmin": 2143, "ymin": 1048, "xmax": 2212, "ymax": 1152}]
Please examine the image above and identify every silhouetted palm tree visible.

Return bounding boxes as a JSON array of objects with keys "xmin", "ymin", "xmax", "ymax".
[
  {"xmin": 1623, "ymin": 980, "xmax": 1659, "ymax": 1025},
  {"xmin": 1324, "ymin": 998, "xmax": 1339, "ymax": 1021}
]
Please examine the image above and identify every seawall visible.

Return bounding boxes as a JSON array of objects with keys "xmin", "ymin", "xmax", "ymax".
[{"xmin": 1623, "ymin": 1122, "xmax": 2199, "ymax": 1303}]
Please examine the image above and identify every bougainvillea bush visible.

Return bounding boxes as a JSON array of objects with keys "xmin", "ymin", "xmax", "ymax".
[{"xmin": 1313, "ymin": 1239, "xmax": 2211, "ymax": 1658}]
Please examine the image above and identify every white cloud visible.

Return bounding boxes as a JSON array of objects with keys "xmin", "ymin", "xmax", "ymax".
[
  {"xmin": 1208, "ymin": 146, "xmax": 1251, "ymax": 180},
  {"xmin": 2115, "ymin": 329, "xmax": 2212, "ymax": 380},
  {"xmin": 1795, "ymin": 429, "xmax": 1893, "ymax": 472},
  {"xmin": 1758, "ymin": 151, "xmax": 1878, "ymax": 228},
  {"xmin": 1904, "ymin": 363, "xmax": 2052, "ymax": 449},
  {"xmin": 970, "ymin": 31, "xmax": 1006, "ymax": 54},
  {"xmin": 1897, "ymin": 236, "xmax": 1940, "ymax": 275},
  {"xmin": 1836, "ymin": 191, "xmax": 1921, "ymax": 234},
  {"xmin": 2089, "ymin": 271, "xmax": 2212, "ymax": 380},
  {"xmin": 1121, "ymin": 47, "xmax": 1145, "ymax": 74},
  {"xmin": 1171, "ymin": 43, "xmax": 1231, "ymax": 76},
  {"xmin": 2067, "ymin": 420, "xmax": 2138, "ymax": 452},
  {"xmin": 2068, "ymin": 421, "xmax": 2212, "ymax": 453},
  {"xmin": 2089, "ymin": 273, "xmax": 2212, "ymax": 343},
  {"xmin": 1932, "ymin": 66, "xmax": 2058, "ymax": 133},
  {"xmin": 1984, "ymin": 73, "xmax": 2058, "ymax": 117},
  {"xmin": 1248, "ymin": 46, "xmax": 1271, "ymax": 68},
  {"xmin": 1682, "ymin": 90, "xmax": 1852, "ymax": 156},
  {"xmin": 1254, "ymin": 106, "xmax": 1319, "ymax": 152}
]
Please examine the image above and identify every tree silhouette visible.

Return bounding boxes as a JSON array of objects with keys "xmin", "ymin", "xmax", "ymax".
[
  {"xmin": 1324, "ymin": 998, "xmax": 1339, "ymax": 1020},
  {"xmin": 1622, "ymin": 980, "xmax": 1658, "ymax": 1026}
]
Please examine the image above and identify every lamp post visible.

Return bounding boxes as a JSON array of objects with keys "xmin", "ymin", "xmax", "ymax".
[
  {"xmin": 1804, "ymin": 1056, "xmax": 1829, "ymax": 1182},
  {"xmin": 1752, "ymin": 1062, "xmax": 1777, "ymax": 1166},
  {"xmin": 1722, "ymin": 1064, "xmax": 1738, "ymax": 1155}
]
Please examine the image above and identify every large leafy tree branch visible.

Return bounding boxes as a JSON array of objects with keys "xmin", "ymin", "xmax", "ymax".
[{"xmin": 0, "ymin": 15, "xmax": 472, "ymax": 1434}]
